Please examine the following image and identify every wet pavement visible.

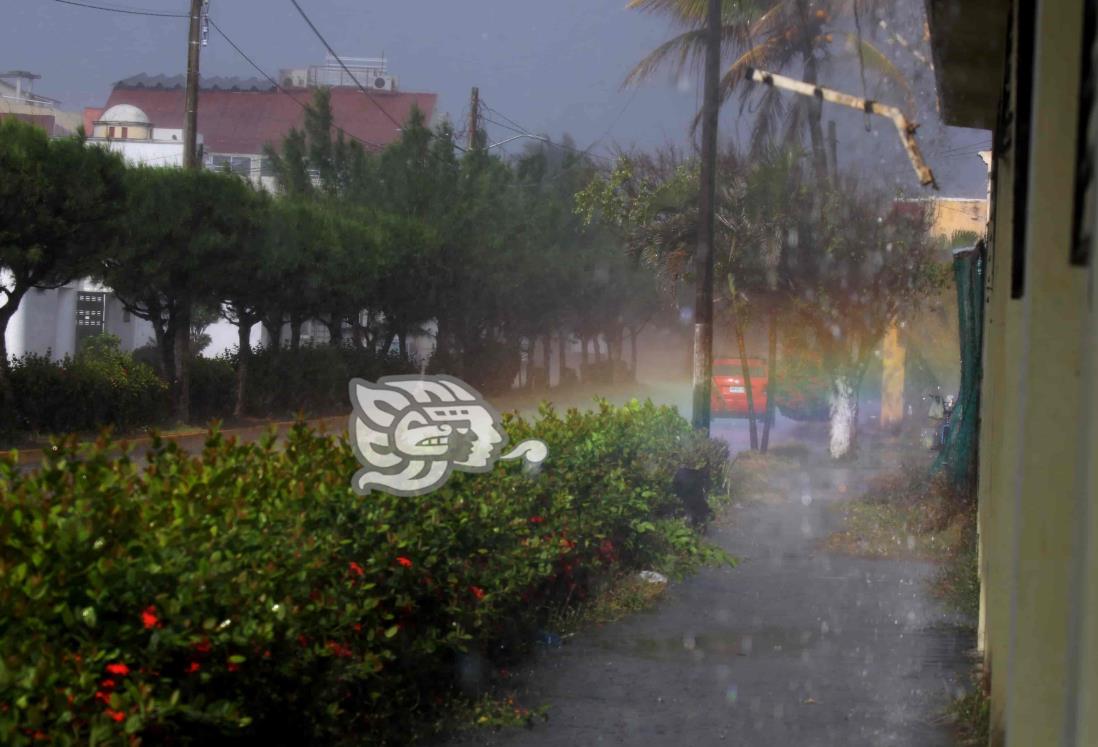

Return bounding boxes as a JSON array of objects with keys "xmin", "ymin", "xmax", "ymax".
[{"xmin": 443, "ymin": 431, "xmax": 974, "ymax": 746}]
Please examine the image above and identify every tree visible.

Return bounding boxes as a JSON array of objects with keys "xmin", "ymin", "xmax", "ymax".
[
  {"xmin": 624, "ymin": 0, "xmax": 913, "ymax": 182},
  {"xmin": 101, "ymin": 167, "xmax": 260, "ymax": 423},
  {"xmin": 579, "ymin": 144, "xmax": 940, "ymax": 459},
  {"xmin": 0, "ymin": 119, "xmax": 126, "ymax": 387}
]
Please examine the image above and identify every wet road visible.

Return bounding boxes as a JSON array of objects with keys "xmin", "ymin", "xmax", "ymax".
[{"xmin": 443, "ymin": 433, "xmax": 973, "ymax": 746}]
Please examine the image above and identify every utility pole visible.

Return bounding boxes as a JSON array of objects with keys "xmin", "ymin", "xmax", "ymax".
[
  {"xmin": 468, "ymin": 86, "xmax": 480, "ymax": 151},
  {"xmin": 183, "ymin": 0, "xmax": 204, "ymax": 170},
  {"xmin": 692, "ymin": 0, "xmax": 721, "ymax": 433}
]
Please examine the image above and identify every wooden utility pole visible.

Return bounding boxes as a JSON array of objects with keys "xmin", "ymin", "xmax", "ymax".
[
  {"xmin": 183, "ymin": 0, "xmax": 204, "ymax": 170},
  {"xmin": 175, "ymin": 0, "xmax": 204, "ymax": 424},
  {"xmin": 468, "ymin": 86, "xmax": 480, "ymax": 151},
  {"xmin": 692, "ymin": 0, "xmax": 721, "ymax": 433}
]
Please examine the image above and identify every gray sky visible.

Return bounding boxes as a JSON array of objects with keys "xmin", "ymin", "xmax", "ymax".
[{"xmin": 7, "ymin": 0, "xmax": 990, "ymax": 195}]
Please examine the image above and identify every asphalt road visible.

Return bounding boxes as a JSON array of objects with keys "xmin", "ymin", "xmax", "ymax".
[{"xmin": 442, "ymin": 431, "xmax": 973, "ymax": 747}]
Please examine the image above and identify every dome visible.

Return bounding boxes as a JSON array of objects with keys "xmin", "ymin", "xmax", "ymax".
[{"xmin": 98, "ymin": 104, "xmax": 150, "ymax": 124}]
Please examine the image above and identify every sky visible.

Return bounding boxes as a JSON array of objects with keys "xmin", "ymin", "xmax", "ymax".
[{"xmin": 6, "ymin": 0, "xmax": 991, "ymax": 195}]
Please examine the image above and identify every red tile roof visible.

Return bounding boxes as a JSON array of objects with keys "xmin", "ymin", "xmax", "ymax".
[{"xmin": 102, "ymin": 84, "xmax": 436, "ymax": 155}]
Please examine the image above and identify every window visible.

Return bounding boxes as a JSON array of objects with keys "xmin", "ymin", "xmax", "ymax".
[
  {"xmin": 121, "ymin": 126, "xmax": 128, "ymax": 139},
  {"xmin": 108, "ymin": 126, "xmax": 115, "ymax": 139}
]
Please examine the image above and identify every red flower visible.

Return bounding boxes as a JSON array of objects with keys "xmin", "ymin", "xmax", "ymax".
[
  {"xmin": 185, "ymin": 661, "xmax": 201, "ymax": 674},
  {"xmin": 395, "ymin": 556, "xmax": 413, "ymax": 568},
  {"xmin": 99, "ymin": 679, "xmax": 116, "ymax": 690},
  {"xmin": 140, "ymin": 605, "xmax": 160, "ymax": 630},
  {"xmin": 104, "ymin": 708, "xmax": 126, "ymax": 723},
  {"xmin": 528, "ymin": 516, "xmax": 544, "ymax": 524},
  {"xmin": 94, "ymin": 690, "xmax": 111, "ymax": 705},
  {"xmin": 297, "ymin": 634, "xmax": 310, "ymax": 648},
  {"xmin": 348, "ymin": 561, "xmax": 365, "ymax": 577},
  {"xmin": 469, "ymin": 585, "xmax": 485, "ymax": 600},
  {"xmin": 326, "ymin": 640, "xmax": 353, "ymax": 658},
  {"xmin": 227, "ymin": 661, "xmax": 240, "ymax": 673},
  {"xmin": 353, "ymin": 623, "xmax": 363, "ymax": 633},
  {"xmin": 105, "ymin": 662, "xmax": 129, "ymax": 677},
  {"xmin": 193, "ymin": 638, "xmax": 212, "ymax": 655}
]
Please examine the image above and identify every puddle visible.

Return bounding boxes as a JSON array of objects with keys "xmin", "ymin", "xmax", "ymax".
[{"xmin": 587, "ymin": 626, "xmax": 816, "ymax": 661}]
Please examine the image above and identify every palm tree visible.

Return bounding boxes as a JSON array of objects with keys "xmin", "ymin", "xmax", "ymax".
[{"xmin": 625, "ymin": 0, "xmax": 912, "ymax": 184}]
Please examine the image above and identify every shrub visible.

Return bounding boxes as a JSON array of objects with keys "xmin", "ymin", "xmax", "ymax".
[
  {"xmin": 4, "ymin": 335, "xmax": 168, "ymax": 436},
  {"xmin": 189, "ymin": 354, "xmax": 236, "ymax": 423},
  {"xmin": 242, "ymin": 345, "xmax": 414, "ymax": 417},
  {"xmin": 0, "ymin": 399, "xmax": 729, "ymax": 745}
]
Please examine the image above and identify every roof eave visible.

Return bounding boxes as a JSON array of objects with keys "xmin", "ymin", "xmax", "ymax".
[{"xmin": 925, "ymin": 0, "xmax": 1011, "ymax": 130}]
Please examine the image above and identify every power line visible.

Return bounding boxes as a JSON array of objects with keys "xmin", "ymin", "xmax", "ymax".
[
  {"xmin": 287, "ymin": 0, "xmax": 467, "ymax": 154},
  {"xmin": 287, "ymin": 1, "xmax": 403, "ymax": 134},
  {"xmin": 207, "ymin": 16, "xmax": 384, "ymax": 152},
  {"xmin": 49, "ymin": 0, "xmax": 188, "ymax": 18}
]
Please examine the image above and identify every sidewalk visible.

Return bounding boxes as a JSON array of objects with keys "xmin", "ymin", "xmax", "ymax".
[{"xmin": 444, "ymin": 433, "xmax": 973, "ymax": 746}]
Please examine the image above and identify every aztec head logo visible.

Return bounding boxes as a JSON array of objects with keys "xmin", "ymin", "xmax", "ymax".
[{"xmin": 348, "ymin": 375, "xmax": 548, "ymax": 496}]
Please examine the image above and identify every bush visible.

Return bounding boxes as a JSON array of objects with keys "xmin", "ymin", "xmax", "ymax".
[
  {"xmin": 3, "ymin": 335, "xmax": 168, "ymax": 436},
  {"xmin": 0, "ymin": 400, "xmax": 729, "ymax": 745},
  {"xmin": 242, "ymin": 344, "xmax": 414, "ymax": 417},
  {"xmin": 189, "ymin": 354, "xmax": 236, "ymax": 424}
]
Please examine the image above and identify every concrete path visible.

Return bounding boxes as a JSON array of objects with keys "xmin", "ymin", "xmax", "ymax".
[{"xmin": 445, "ymin": 432, "xmax": 973, "ymax": 746}]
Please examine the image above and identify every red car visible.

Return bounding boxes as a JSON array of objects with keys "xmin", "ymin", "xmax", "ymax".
[{"xmin": 711, "ymin": 357, "xmax": 769, "ymax": 418}]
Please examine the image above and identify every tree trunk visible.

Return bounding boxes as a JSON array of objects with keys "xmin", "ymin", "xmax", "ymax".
[
  {"xmin": 263, "ymin": 313, "xmax": 282, "ymax": 352},
  {"xmin": 629, "ymin": 326, "xmax": 638, "ymax": 381},
  {"xmin": 761, "ymin": 312, "xmax": 778, "ymax": 453},
  {"xmin": 580, "ymin": 335, "xmax": 590, "ymax": 367},
  {"xmin": 173, "ymin": 303, "xmax": 191, "ymax": 424},
  {"xmin": 290, "ymin": 315, "xmax": 302, "ymax": 352},
  {"xmin": 797, "ymin": 0, "xmax": 829, "ymax": 188},
  {"xmin": 828, "ymin": 374, "xmax": 858, "ymax": 460},
  {"xmin": 233, "ymin": 318, "xmax": 252, "ymax": 418},
  {"xmin": 734, "ymin": 315, "xmax": 759, "ymax": 450},
  {"xmin": 327, "ymin": 315, "xmax": 343, "ymax": 347},
  {"xmin": 398, "ymin": 329, "xmax": 407, "ymax": 358},
  {"xmin": 557, "ymin": 329, "xmax": 566, "ymax": 387},
  {"xmin": 0, "ymin": 305, "xmax": 13, "ymax": 408}
]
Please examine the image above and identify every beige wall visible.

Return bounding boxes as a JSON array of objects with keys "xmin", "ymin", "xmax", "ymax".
[{"xmin": 975, "ymin": 0, "xmax": 1094, "ymax": 744}]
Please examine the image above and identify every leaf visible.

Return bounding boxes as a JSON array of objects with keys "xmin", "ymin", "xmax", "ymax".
[{"xmin": 384, "ymin": 625, "xmax": 400, "ymax": 639}]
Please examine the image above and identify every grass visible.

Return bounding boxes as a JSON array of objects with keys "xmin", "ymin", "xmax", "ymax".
[
  {"xmin": 947, "ymin": 666, "xmax": 991, "ymax": 746},
  {"xmin": 823, "ymin": 464, "xmax": 972, "ymax": 564},
  {"xmin": 549, "ymin": 571, "xmax": 670, "ymax": 634},
  {"xmin": 726, "ymin": 449, "xmax": 806, "ymax": 504}
]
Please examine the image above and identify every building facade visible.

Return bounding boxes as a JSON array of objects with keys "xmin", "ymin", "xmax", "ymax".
[{"xmin": 926, "ymin": 0, "xmax": 1097, "ymax": 744}]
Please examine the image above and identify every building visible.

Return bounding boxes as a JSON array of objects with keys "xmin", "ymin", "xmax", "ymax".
[
  {"xmin": 2, "ymin": 103, "xmax": 193, "ymax": 364},
  {"xmin": 0, "ymin": 70, "xmax": 82, "ymax": 137},
  {"xmin": 85, "ymin": 60, "xmax": 436, "ymax": 191},
  {"xmin": 85, "ymin": 103, "xmax": 196, "ymax": 167},
  {"xmin": 926, "ymin": 0, "xmax": 1097, "ymax": 744}
]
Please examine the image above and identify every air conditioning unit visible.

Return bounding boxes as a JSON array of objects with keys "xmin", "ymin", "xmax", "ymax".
[{"xmin": 369, "ymin": 75, "xmax": 395, "ymax": 92}]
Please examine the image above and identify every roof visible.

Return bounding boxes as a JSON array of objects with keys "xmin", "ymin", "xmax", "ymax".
[
  {"xmin": 103, "ymin": 76, "xmax": 437, "ymax": 155},
  {"xmin": 99, "ymin": 104, "xmax": 149, "ymax": 125},
  {"xmin": 924, "ymin": 0, "xmax": 1009, "ymax": 129}
]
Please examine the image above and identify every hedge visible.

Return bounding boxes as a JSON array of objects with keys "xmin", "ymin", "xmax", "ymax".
[
  {"xmin": 0, "ymin": 400, "xmax": 729, "ymax": 745},
  {"xmin": 2, "ymin": 336, "xmax": 168, "ymax": 437}
]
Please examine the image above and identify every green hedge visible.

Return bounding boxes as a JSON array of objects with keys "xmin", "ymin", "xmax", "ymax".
[
  {"xmin": 0, "ymin": 400, "xmax": 728, "ymax": 745},
  {"xmin": 2, "ymin": 336, "xmax": 168, "ymax": 437}
]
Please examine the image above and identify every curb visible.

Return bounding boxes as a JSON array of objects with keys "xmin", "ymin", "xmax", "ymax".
[{"xmin": 6, "ymin": 414, "xmax": 350, "ymax": 467}]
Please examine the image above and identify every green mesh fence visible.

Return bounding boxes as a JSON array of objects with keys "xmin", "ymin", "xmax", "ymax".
[{"xmin": 935, "ymin": 240, "xmax": 985, "ymax": 491}]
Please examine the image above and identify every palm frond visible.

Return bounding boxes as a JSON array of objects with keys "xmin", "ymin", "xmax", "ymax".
[{"xmin": 839, "ymin": 32, "xmax": 915, "ymax": 115}]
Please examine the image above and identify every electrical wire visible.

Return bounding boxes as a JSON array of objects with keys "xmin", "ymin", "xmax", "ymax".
[
  {"xmin": 49, "ymin": 0, "xmax": 188, "ymax": 18},
  {"xmin": 207, "ymin": 17, "xmax": 384, "ymax": 152}
]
